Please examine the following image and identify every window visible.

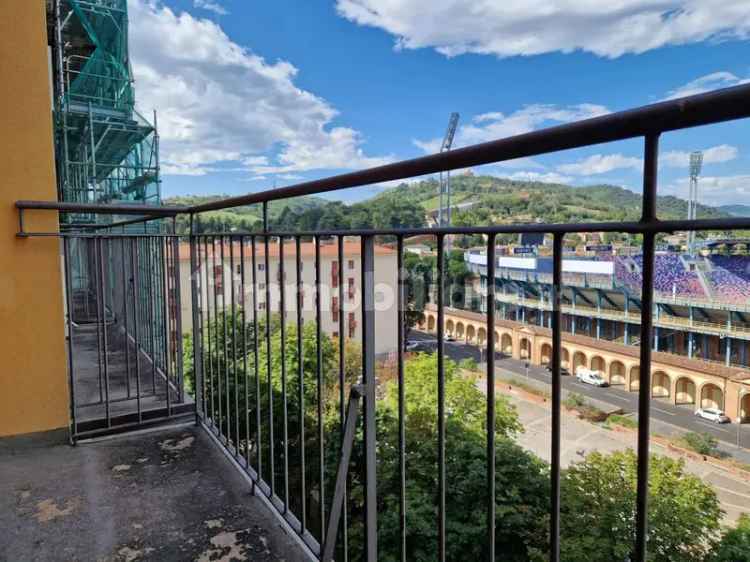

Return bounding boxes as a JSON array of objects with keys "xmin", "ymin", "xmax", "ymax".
[
  {"xmin": 236, "ymin": 264, "xmax": 242, "ymax": 275},
  {"xmin": 348, "ymin": 312, "xmax": 356, "ymax": 338},
  {"xmin": 332, "ymin": 331, "xmax": 339, "ymax": 339},
  {"xmin": 348, "ymin": 259, "xmax": 355, "ymax": 270},
  {"xmin": 259, "ymin": 302, "xmax": 267, "ymax": 311},
  {"xmin": 213, "ymin": 265, "xmax": 223, "ymax": 293},
  {"xmin": 259, "ymin": 283, "xmax": 266, "ymax": 291},
  {"xmin": 258, "ymin": 263, "xmax": 265, "ymax": 271},
  {"xmin": 348, "ymin": 277, "xmax": 355, "ymax": 299},
  {"xmin": 331, "ymin": 261, "xmax": 339, "ymax": 288},
  {"xmin": 332, "ymin": 296, "xmax": 339, "ymax": 322}
]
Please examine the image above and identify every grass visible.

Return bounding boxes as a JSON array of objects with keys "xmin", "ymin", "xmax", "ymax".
[{"xmin": 605, "ymin": 414, "xmax": 638, "ymax": 430}]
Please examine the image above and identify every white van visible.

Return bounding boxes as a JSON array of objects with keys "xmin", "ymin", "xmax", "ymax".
[{"xmin": 575, "ymin": 366, "xmax": 609, "ymax": 387}]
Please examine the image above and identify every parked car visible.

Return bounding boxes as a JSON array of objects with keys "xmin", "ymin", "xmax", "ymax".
[
  {"xmin": 694, "ymin": 408, "xmax": 730, "ymax": 424},
  {"xmin": 575, "ymin": 366, "xmax": 609, "ymax": 387},
  {"xmin": 546, "ymin": 365, "xmax": 571, "ymax": 376},
  {"xmin": 444, "ymin": 335, "xmax": 456, "ymax": 342}
]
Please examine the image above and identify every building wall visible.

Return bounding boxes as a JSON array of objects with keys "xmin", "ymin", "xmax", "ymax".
[
  {"xmin": 178, "ymin": 242, "xmax": 399, "ymax": 355},
  {"xmin": 0, "ymin": 2, "xmax": 69, "ymax": 437}
]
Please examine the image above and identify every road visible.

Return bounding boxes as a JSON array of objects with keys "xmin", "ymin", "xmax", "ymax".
[{"xmin": 407, "ymin": 331, "xmax": 750, "ymax": 455}]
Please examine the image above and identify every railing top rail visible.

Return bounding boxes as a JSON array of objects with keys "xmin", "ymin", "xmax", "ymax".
[{"xmin": 14, "ymin": 82, "xmax": 750, "ymax": 219}]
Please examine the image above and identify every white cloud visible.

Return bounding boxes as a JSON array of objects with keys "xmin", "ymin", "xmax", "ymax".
[
  {"xmin": 413, "ymin": 104, "xmax": 609, "ymax": 173},
  {"xmin": 128, "ymin": 0, "xmax": 391, "ymax": 176},
  {"xmin": 661, "ymin": 144, "xmax": 739, "ymax": 167},
  {"xmin": 336, "ymin": 1, "xmax": 750, "ymax": 59},
  {"xmin": 663, "ymin": 72, "xmax": 750, "ymax": 100},
  {"xmin": 557, "ymin": 144, "xmax": 739, "ymax": 176},
  {"xmin": 193, "ymin": 0, "xmax": 228, "ymax": 16},
  {"xmin": 459, "ymin": 104, "xmax": 610, "ymax": 145},
  {"xmin": 663, "ymin": 175, "xmax": 750, "ymax": 206},
  {"xmin": 558, "ymin": 153, "xmax": 643, "ymax": 175}
]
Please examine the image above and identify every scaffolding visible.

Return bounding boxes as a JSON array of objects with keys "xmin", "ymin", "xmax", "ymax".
[{"xmin": 50, "ymin": 0, "xmax": 160, "ymax": 225}]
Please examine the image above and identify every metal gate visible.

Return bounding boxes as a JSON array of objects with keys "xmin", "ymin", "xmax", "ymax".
[{"xmin": 62, "ymin": 234, "xmax": 193, "ymax": 440}]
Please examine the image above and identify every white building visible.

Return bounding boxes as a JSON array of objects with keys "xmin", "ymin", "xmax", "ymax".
[{"xmin": 177, "ymin": 239, "xmax": 399, "ymax": 355}]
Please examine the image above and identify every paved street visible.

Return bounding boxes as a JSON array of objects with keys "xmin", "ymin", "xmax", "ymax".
[
  {"xmin": 503, "ymin": 391, "xmax": 750, "ymax": 523},
  {"xmin": 407, "ymin": 331, "xmax": 750, "ymax": 457}
]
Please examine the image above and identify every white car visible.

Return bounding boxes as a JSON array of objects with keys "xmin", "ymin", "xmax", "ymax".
[
  {"xmin": 694, "ymin": 408, "xmax": 730, "ymax": 424},
  {"xmin": 575, "ymin": 367, "xmax": 609, "ymax": 387}
]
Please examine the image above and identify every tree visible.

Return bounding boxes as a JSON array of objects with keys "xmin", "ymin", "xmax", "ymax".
[
  {"xmin": 712, "ymin": 514, "xmax": 750, "ymax": 562},
  {"xmin": 402, "ymin": 252, "xmax": 434, "ymax": 345},
  {"xmin": 341, "ymin": 353, "xmax": 549, "ymax": 562},
  {"xmin": 560, "ymin": 450, "xmax": 722, "ymax": 562}
]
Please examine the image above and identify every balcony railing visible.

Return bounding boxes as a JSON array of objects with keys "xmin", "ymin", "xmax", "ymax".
[{"xmin": 16, "ymin": 82, "xmax": 750, "ymax": 562}]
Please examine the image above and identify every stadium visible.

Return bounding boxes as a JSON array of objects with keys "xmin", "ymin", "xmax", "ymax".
[{"xmin": 421, "ymin": 237, "xmax": 750, "ymax": 422}]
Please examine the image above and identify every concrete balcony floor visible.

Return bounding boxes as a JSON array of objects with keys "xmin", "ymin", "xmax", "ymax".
[{"xmin": 1, "ymin": 424, "xmax": 307, "ymax": 561}]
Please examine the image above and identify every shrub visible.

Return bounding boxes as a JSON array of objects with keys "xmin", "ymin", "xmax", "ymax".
[{"xmin": 681, "ymin": 431, "xmax": 721, "ymax": 457}]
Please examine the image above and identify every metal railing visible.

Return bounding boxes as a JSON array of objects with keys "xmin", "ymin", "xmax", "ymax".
[{"xmin": 16, "ymin": 82, "xmax": 750, "ymax": 562}]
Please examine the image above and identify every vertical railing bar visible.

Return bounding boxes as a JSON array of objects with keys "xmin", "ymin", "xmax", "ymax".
[
  {"xmin": 93, "ymin": 238, "xmax": 104, "ymax": 403},
  {"xmin": 263, "ymin": 205, "xmax": 275, "ymax": 496},
  {"xmin": 252, "ymin": 235, "xmax": 263, "ymax": 481},
  {"xmin": 634, "ymin": 133, "xmax": 660, "ymax": 562},
  {"xmin": 190, "ymin": 222, "xmax": 203, "ymax": 423},
  {"xmin": 396, "ymin": 235, "xmax": 406, "ymax": 562},
  {"xmin": 63, "ymin": 237, "xmax": 77, "ymax": 443},
  {"xmin": 214, "ymin": 237, "xmax": 223, "ymax": 432},
  {"xmin": 241, "ymin": 237, "xmax": 250, "ymax": 466},
  {"xmin": 147, "ymin": 236, "xmax": 157, "ymax": 395},
  {"xmin": 206, "ymin": 236, "xmax": 216, "ymax": 426},
  {"xmin": 361, "ymin": 235, "xmax": 377, "ymax": 562},
  {"xmin": 550, "ymin": 233, "xmax": 563, "ymax": 562},
  {"xmin": 173, "ymin": 232, "xmax": 185, "ymax": 404},
  {"xmin": 315, "ymin": 235, "xmax": 325, "ymax": 539},
  {"xmin": 280, "ymin": 236, "xmax": 290, "ymax": 511},
  {"xmin": 161, "ymin": 237, "xmax": 172, "ymax": 418},
  {"xmin": 131, "ymin": 238, "xmax": 142, "ymax": 424},
  {"xmin": 120, "ymin": 237, "xmax": 131, "ymax": 400},
  {"xmin": 98, "ymin": 237, "xmax": 111, "ymax": 427},
  {"xmin": 436, "ymin": 233, "xmax": 446, "ymax": 562},
  {"xmin": 486, "ymin": 233, "xmax": 496, "ymax": 561},
  {"xmin": 221, "ymin": 236, "xmax": 229, "ymax": 442},
  {"xmin": 231, "ymin": 236, "xmax": 239, "ymax": 452},
  {"xmin": 296, "ymin": 235, "xmax": 307, "ymax": 534},
  {"xmin": 338, "ymin": 234, "xmax": 349, "ymax": 561}
]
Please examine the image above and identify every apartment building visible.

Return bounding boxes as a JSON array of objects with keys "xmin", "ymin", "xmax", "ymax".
[{"xmin": 178, "ymin": 238, "xmax": 399, "ymax": 355}]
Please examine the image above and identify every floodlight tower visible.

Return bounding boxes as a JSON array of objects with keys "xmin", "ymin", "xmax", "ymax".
[
  {"xmin": 688, "ymin": 151, "xmax": 703, "ymax": 255},
  {"xmin": 438, "ymin": 112, "xmax": 460, "ymax": 227}
]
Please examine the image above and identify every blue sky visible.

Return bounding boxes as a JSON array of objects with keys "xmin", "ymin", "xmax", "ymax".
[{"xmin": 129, "ymin": 0, "xmax": 750, "ymax": 206}]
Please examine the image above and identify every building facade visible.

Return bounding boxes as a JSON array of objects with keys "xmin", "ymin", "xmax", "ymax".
[{"xmin": 178, "ymin": 239, "xmax": 399, "ymax": 356}]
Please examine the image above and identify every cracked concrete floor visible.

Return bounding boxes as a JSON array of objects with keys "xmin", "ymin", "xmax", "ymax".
[{"xmin": 0, "ymin": 424, "xmax": 308, "ymax": 561}]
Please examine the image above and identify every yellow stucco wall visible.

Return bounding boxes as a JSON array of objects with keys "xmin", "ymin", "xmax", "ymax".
[{"xmin": 0, "ymin": 2, "xmax": 69, "ymax": 436}]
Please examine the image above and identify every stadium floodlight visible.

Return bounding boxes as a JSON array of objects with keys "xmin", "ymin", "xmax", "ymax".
[
  {"xmin": 689, "ymin": 151, "xmax": 703, "ymax": 179},
  {"xmin": 687, "ymin": 151, "xmax": 703, "ymax": 255}
]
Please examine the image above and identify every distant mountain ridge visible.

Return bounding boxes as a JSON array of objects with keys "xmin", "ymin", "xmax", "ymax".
[{"xmin": 716, "ymin": 204, "xmax": 750, "ymax": 217}]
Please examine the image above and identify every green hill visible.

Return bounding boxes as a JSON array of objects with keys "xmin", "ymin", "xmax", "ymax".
[
  {"xmin": 164, "ymin": 193, "xmax": 330, "ymax": 233},
  {"xmin": 371, "ymin": 175, "xmax": 729, "ymax": 225},
  {"xmin": 167, "ymin": 175, "xmax": 731, "ymax": 234}
]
